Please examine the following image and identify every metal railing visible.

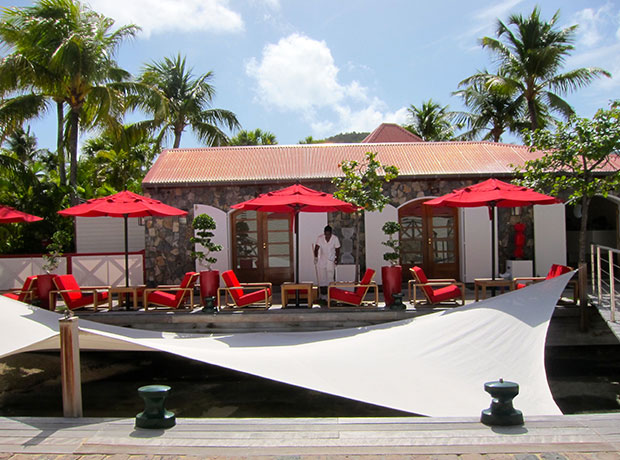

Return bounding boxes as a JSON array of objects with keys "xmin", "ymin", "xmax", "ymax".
[{"xmin": 590, "ymin": 243, "xmax": 618, "ymax": 322}]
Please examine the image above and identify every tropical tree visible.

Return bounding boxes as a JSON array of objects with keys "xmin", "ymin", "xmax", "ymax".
[
  {"xmin": 229, "ymin": 128, "xmax": 277, "ymax": 146},
  {"xmin": 0, "ymin": 0, "xmax": 141, "ymax": 204},
  {"xmin": 405, "ymin": 99, "xmax": 455, "ymax": 141},
  {"xmin": 453, "ymin": 76, "xmax": 524, "ymax": 142},
  {"xmin": 333, "ymin": 152, "xmax": 399, "ymax": 281},
  {"xmin": 473, "ymin": 7, "xmax": 610, "ymax": 131},
  {"xmin": 137, "ymin": 54, "xmax": 240, "ymax": 149}
]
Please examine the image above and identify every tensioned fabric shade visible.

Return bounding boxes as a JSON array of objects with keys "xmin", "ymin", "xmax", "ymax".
[{"xmin": 0, "ymin": 272, "xmax": 574, "ymax": 417}]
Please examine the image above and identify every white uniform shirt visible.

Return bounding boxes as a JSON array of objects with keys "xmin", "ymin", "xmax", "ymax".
[{"xmin": 315, "ymin": 234, "xmax": 341, "ymax": 267}]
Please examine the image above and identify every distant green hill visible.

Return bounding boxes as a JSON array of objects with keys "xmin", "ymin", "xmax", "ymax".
[{"xmin": 325, "ymin": 131, "xmax": 369, "ymax": 143}]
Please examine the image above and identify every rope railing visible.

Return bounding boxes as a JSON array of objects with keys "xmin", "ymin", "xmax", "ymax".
[{"xmin": 591, "ymin": 243, "xmax": 619, "ymax": 322}]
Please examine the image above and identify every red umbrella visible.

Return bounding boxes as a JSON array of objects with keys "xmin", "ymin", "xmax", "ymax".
[
  {"xmin": 231, "ymin": 184, "xmax": 357, "ymax": 283},
  {"xmin": 424, "ymin": 178, "xmax": 561, "ymax": 280},
  {"xmin": 0, "ymin": 204, "xmax": 43, "ymax": 223},
  {"xmin": 58, "ymin": 191, "xmax": 187, "ymax": 287}
]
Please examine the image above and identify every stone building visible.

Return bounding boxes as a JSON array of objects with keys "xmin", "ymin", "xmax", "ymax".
[{"xmin": 140, "ymin": 123, "xmax": 576, "ymax": 286}]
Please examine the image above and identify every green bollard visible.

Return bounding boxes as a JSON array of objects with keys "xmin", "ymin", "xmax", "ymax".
[
  {"xmin": 480, "ymin": 378, "xmax": 524, "ymax": 426},
  {"xmin": 202, "ymin": 296, "xmax": 217, "ymax": 313},
  {"xmin": 135, "ymin": 385, "xmax": 176, "ymax": 429}
]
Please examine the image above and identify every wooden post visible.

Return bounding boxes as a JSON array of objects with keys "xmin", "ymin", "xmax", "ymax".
[
  {"xmin": 579, "ymin": 263, "xmax": 589, "ymax": 332},
  {"xmin": 59, "ymin": 316, "xmax": 83, "ymax": 417}
]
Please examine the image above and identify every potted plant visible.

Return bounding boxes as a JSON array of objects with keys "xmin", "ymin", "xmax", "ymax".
[
  {"xmin": 381, "ymin": 221, "xmax": 403, "ymax": 309},
  {"xmin": 191, "ymin": 213, "xmax": 222, "ymax": 310},
  {"xmin": 38, "ymin": 230, "xmax": 70, "ymax": 310}
]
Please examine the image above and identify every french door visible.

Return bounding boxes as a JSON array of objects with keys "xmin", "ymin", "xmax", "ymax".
[
  {"xmin": 399, "ymin": 199, "xmax": 459, "ymax": 280},
  {"xmin": 231, "ymin": 210, "xmax": 294, "ymax": 285}
]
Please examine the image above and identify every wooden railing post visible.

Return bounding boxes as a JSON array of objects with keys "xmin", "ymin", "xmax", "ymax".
[
  {"xmin": 609, "ymin": 249, "xmax": 616, "ymax": 323},
  {"xmin": 596, "ymin": 246, "xmax": 602, "ymax": 306},
  {"xmin": 59, "ymin": 316, "xmax": 83, "ymax": 417}
]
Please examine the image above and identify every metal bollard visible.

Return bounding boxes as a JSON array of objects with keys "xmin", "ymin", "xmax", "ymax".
[
  {"xmin": 135, "ymin": 385, "xmax": 176, "ymax": 429},
  {"xmin": 480, "ymin": 378, "xmax": 524, "ymax": 426},
  {"xmin": 389, "ymin": 293, "xmax": 406, "ymax": 311}
]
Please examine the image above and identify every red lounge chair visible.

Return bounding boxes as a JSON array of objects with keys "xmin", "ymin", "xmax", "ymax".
[
  {"xmin": 50, "ymin": 274, "xmax": 110, "ymax": 311},
  {"xmin": 513, "ymin": 264, "xmax": 577, "ymax": 304},
  {"xmin": 143, "ymin": 272, "xmax": 198, "ymax": 310},
  {"xmin": 218, "ymin": 270, "xmax": 272, "ymax": 310},
  {"xmin": 327, "ymin": 268, "xmax": 378, "ymax": 308},
  {"xmin": 408, "ymin": 266, "xmax": 465, "ymax": 306},
  {"xmin": 1, "ymin": 275, "xmax": 37, "ymax": 303}
]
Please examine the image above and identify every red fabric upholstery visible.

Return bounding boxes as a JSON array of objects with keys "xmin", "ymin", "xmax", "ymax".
[
  {"xmin": 53, "ymin": 274, "xmax": 108, "ymax": 310},
  {"xmin": 411, "ymin": 266, "xmax": 462, "ymax": 304},
  {"xmin": 515, "ymin": 264, "xmax": 572, "ymax": 290},
  {"xmin": 2, "ymin": 276, "xmax": 37, "ymax": 302},
  {"xmin": 146, "ymin": 272, "xmax": 197, "ymax": 309},
  {"xmin": 329, "ymin": 268, "xmax": 375, "ymax": 306},
  {"xmin": 221, "ymin": 270, "xmax": 271, "ymax": 307}
]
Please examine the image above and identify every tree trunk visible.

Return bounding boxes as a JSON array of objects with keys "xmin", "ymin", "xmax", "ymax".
[
  {"xmin": 578, "ymin": 195, "xmax": 591, "ymax": 332},
  {"xmin": 527, "ymin": 97, "xmax": 538, "ymax": 131},
  {"xmin": 68, "ymin": 109, "xmax": 80, "ymax": 205},
  {"xmin": 354, "ymin": 213, "xmax": 361, "ymax": 282},
  {"xmin": 56, "ymin": 101, "xmax": 66, "ymax": 186},
  {"xmin": 173, "ymin": 130, "xmax": 182, "ymax": 149}
]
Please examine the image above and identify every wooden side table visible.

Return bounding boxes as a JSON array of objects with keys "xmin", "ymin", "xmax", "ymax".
[
  {"xmin": 474, "ymin": 278, "xmax": 513, "ymax": 301},
  {"xmin": 281, "ymin": 282, "xmax": 317, "ymax": 308},
  {"xmin": 108, "ymin": 285, "xmax": 145, "ymax": 310}
]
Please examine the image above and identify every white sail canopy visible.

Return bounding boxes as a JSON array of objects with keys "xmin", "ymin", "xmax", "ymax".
[{"xmin": 0, "ymin": 272, "xmax": 573, "ymax": 417}]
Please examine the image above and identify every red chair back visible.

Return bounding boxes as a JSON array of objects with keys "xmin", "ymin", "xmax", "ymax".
[
  {"xmin": 355, "ymin": 269, "xmax": 375, "ymax": 298},
  {"xmin": 173, "ymin": 272, "xmax": 198, "ymax": 306},
  {"xmin": 19, "ymin": 276, "xmax": 37, "ymax": 302},
  {"xmin": 412, "ymin": 266, "xmax": 435, "ymax": 301},
  {"xmin": 221, "ymin": 270, "xmax": 242, "ymax": 302},
  {"xmin": 546, "ymin": 264, "xmax": 571, "ymax": 279},
  {"xmin": 53, "ymin": 274, "xmax": 85, "ymax": 308}
]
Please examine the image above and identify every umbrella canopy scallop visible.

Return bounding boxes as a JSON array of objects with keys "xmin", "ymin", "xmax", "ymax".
[
  {"xmin": 0, "ymin": 205, "xmax": 43, "ymax": 223},
  {"xmin": 58, "ymin": 191, "xmax": 187, "ymax": 218}
]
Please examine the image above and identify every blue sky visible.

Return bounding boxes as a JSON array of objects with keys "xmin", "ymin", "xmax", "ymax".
[{"xmin": 4, "ymin": 0, "xmax": 620, "ymax": 150}]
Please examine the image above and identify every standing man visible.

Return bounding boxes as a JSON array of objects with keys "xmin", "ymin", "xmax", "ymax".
[{"xmin": 314, "ymin": 225, "xmax": 340, "ymax": 301}]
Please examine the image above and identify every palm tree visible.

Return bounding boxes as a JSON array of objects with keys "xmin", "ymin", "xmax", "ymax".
[
  {"xmin": 229, "ymin": 128, "xmax": 277, "ymax": 146},
  {"xmin": 137, "ymin": 54, "xmax": 240, "ymax": 149},
  {"xmin": 405, "ymin": 99, "xmax": 455, "ymax": 141},
  {"xmin": 0, "ymin": 0, "xmax": 140, "ymax": 203},
  {"xmin": 452, "ymin": 75, "xmax": 524, "ymax": 142},
  {"xmin": 477, "ymin": 7, "xmax": 610, "ymax": 131}
]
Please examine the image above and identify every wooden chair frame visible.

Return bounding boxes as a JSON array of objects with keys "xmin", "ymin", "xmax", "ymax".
[
  {"xmin": 1, "ymin": 276, "xmax": 37, "ymax": 303},
  {"xmin": 408, "ymin": 270, "xmax": 465, "ymax": 307},
  {"xmin": 217, "ymin": 282, "xmax": 272, "ymax": 310},
  {"xmin": 49, "ymin": 285, "xmax": 110, "ymax": 312},
  {"xmin": 327, "ymin": 281, "xmax": 379, "ymax": 308},
  {"xmin": 143, "ymin": 286, "xmax": 197, "ymax": 311},
  {"xmin": 512, "ymin": 275, "xmax": 578, "ymax": 305}
]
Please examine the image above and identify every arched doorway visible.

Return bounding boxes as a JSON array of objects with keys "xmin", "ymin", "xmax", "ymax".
[
  {"xmin": 398, "ymin": 198, "xmax": 459, "ymax": 279},
  {"xmin": 231, "ymin": 210, "xmax": 294, "ymax": 284},
  {"xmin": 565, "ymin": 195, "xmax": 619, "ymax": 267}
]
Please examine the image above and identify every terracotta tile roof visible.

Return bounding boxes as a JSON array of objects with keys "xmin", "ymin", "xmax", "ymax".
[
  {"xmin": 143, "ymin": 141, "xmax": 618, "ymax": 186},
  {"xmin": 362, "ymin": 123, "xmax": 423, "ymax": 143}
]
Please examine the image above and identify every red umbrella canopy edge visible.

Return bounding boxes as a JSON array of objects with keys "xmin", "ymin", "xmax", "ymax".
[
  {"xmin": 231, "ymin": 184, "xmax": 358, "ymax": 213},
  {"xmin": 0, "ymin": 204, "xmax": 43, "ymax": 223},
  {"xmin": 424, "ymin": 178, "xmax": 561, "ymax": 209},
  {"xmin": 58, "ymin": 191, "xmax": 187, "ymax": 218}
]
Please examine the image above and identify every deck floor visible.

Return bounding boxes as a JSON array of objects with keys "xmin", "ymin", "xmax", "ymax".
[{"xmin": 0, "ymin": 414, "xmax": 619, "ymax": 458}]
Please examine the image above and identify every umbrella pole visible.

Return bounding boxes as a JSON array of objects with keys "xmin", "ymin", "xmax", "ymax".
[
  {"xmin": 124, "ymin": 214, "xmax": 130, "ymax": 310},
  {"xmin": 295, "ymin": 212, "xmax": 301, "ymax": 307}
]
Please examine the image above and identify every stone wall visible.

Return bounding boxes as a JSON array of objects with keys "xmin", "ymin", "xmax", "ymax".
[{"xmin": 143, "ymin": 177, "xmax": 537, "ymax": 285}]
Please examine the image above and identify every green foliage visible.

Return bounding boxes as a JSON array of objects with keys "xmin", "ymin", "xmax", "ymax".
[
  {"xmin": 405, "ymin": 99, "xmax": 455, "ymax": 141},
  {"xmin": 515, "ymin": 101, "xmax": 620, "ymax": 264},
  {"xmin": 229, "ymin": 128, "xmax": 277, "ymax": 146},
  {"xmin": 190, "ymin": 213, "xmax": 222, "ymax": 269},
  {"xmin": 381, "ymin": 221, "xmax": 401, "ymax": 265},
  {"xmin": 42, "ymin": 229, "xmax": 71, "ymax": 273},
  {"xmin": 332, "ymin": 151, "xmax": 399, "ymax": 213}
]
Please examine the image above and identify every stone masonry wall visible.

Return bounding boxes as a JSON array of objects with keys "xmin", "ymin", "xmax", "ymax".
[{"xmin": 144, "ymin": 177, "xmax": 536, "ymax": 285}]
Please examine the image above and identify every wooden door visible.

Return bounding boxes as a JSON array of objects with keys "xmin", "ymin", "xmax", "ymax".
[
  {"xmin": 399, "ymin": 199, "xmax": 459, "ymax": 280},
  {"xmin": 231, "ymin": 210, "xmax": 294, "ymax": 284}
]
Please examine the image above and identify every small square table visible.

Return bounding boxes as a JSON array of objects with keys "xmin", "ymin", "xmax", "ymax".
[
  {"xmin": 474, "ymin": 278, "xmax": 513, "ymax": 301},
  {"xmin": 281, "ymin": 282, "xmax": 317, "ymax": 308},
  {"xmin": 108, "ymin": 285, "xmax": 146, "ymax": 310}
]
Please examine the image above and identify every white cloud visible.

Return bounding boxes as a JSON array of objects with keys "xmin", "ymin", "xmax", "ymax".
[
  {"xmin": 246, "ymin": 33, "xmax": 408, "ymax": 137},
  {"xmin": 86, "ymin": 0, "xmax": 244, "ymax": 38},
  {"xmin": 572, "ymin": 4, "xmax": 616, "ymax": 47},
  {"xmin": 462, "ymin": 0, "xmax": 524, "ymax": 41}
]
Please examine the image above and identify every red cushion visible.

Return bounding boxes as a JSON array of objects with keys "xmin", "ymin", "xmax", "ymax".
[
  {"xmin": 2, "ymin": 293, "xmax": 20, "ymax": 301},
  {"xmin": 329, "ymin": 287, "xmax": 363, "ymax": 305},
  {"xmin": 174, "ymin": 272, "xmax": 197, "ymax": 304},
  {"xmin": 54, "ymin": 275, "xmax": 82, "ymax": 302},
  {"xmin": 66, "ymin": 292, "xmax": 108, "ymax": 310},
  {"xmin": 17, "ymin": 276, "xmax": 37, "ymax": 302},
  {"xmin": 355, "ymin": 269, "xmax": 375, "ymax": 297},
  {"xmin": 546, "ymin": 264, "xmax": 571, "ymax": 279},
  {"xmin": 412, "ymin": 266, "xmax": 434, "ymax": 300},
  {"xmin": 222, "ymin": 270, "xmax": 242, "ymax": 302},
  {"xmin": 515, "ymin": 282, "xmax": 527, "ymax": 290},
  {"xmin": 430, "ymin": 284, "xmax": 462, "ymax": 303},
  {"xmin": 236, "ymin": 287, "xmax": 271, "ymax": 307},
  {"xmin": 147, "ymin": 290, "xmax": 178, "ymax": 308}
]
